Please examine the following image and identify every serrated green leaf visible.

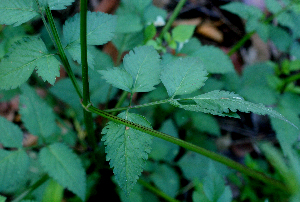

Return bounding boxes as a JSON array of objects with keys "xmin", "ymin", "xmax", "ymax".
[
  {"xmin": 65, "ymin": 44, "xmax": 95, "ymax": 69},
  {"xmin": 150, "ymin": 164, "xmax": 180, "ymax": 198},
  {"xmin": 123, "ymin": 45, "xmax": 161, "ymax": 93},
  {"xmin": 39, "ymin": 0, "xmax": 75, "ymax": 10},
  {"xmin": 220, "ymin": 2, "xmax": 263, "ymax": 20},
  {"xmin": 265, "ymin": 0, "xmax": 282, "ymax": 13},
  {"xmin": 0, "ymin": 149, "xmax": 30, "ymax": 192},
  {"xmin": 0, "ymin": 0, "xmax": 39, "ymax": 26},
  {"xmin": 122, "ymin": 0, "xmax": 151, "ymax": 14},
  {"xmin": 0, "ymin": 37, "xmax": 60, "ymax": 89},
  {"xmin": 269, "ymin": 25, "xmax": 292, "ymax": 52},
  {"xmin": 172, "ymin": 25, "xmax": 196, "ymax": 43},
  {"xmin": 64, "ymin": 11, "xmax": 117, "ymax": 46},
  {"xmin": 171, "ymin": 90, "xmax": 293, "ymax": 125},
  {"xmin": 0, "ymin": 116, "xmax": 23, "ymax": 148},
  {"xmin": 149, "ymin": 119, "xmax": 179, "ymax": 162},
  {"xmin": 179, "ymin": 37, "xmax": 202, "ymax": 55},
  {"xmin": 116, "ymin": 13, "xmax": 143, "ymax": 33},
  {"xmin": 102, "ymin": 112, "xmax": 153, "ymax": 194},
  {"xmin": 99, "ymin": 67, "xmax": 133, "ymax": 92},
  {"xmin": 161, "ymin": 57, "xmax": 207, "ymax": 97},
  {"xmin": 39, "ymin": 143, "xmax": 86, "ymax": 200},
  {"xmin": 192, "ymin": 112, "xmax": 221, "ymax": 136},
  {"xmin": 192, "ymin": 46, "xmax": 235, "ymax": 74},
  {"xmin": 143, "ymin": 4, "xmax": 167, "ymax": 25},
  {"xmin": 20, "ymin": 85, "xmax": 57, "ymax": 138}
]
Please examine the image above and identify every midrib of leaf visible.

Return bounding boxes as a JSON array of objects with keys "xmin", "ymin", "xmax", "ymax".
[
  {"xmin": 48, "ymin": 145, "xmax": 77, "ymax": 184},
  {"xmin": 132, "ymin": 54, "xmax": 148, "ymax": 91},
  {"xmin": 172, "ymin": 61, "xmax": 195, "ymax": 97},
  {"xmin": 123, "ymin": 112, "xmax": 130, "ymax": 183},
  {"xmin": 0, "ymin": 8, "xmax": 37, "ymax": 12},
  {"xmin": 0, "ymin": 53, "xmax": 56, "ymax": 78}
]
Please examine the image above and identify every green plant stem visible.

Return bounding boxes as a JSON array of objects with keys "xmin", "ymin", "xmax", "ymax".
[
  {"xmin": 105, "ymin": 98, "xmax": 170, "ymax": 113},
  {"xmin": 158, "ymin": 0, "xmax": 187, "ymax": 40},
  {"xmin": 45, "ymin": 6, "xmax": 83, "ymax": 99},
  {"xmin": 112, "ymin": 91, "xmax": 129, "ymax": 115},
  {"xmin": 80, "ymin": 0, "xmax": 96, "ymax": 150},
  {"xmin": 12, "ymin": 175, "xmax": 49, "ymax": 202},
  {"xmin": 138, "ymin": 179, "xmax": 180, "ymax": 202},
  {"xmin": 85, "ymin": 105, "xmax": 288, "ymax": 192},
  {"xmin": 227, "ymin": 31, "xmax": 255, "ymax": 56}
]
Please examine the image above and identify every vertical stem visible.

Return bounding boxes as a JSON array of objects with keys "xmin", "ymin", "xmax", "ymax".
[
  {"xmin": 45, "ymin": 7, "xmax": 83, "ymax": 99},
  {"xmin": 80, "ymin": 0, "xmax": 96, "ymax": 150},
  {"xmin": 227, "ymin": 31, "xmax": 255, "ymax": 56},
  {"xmin": 158, "ymin": 0, "xmax": 187, "ymax": 40}
]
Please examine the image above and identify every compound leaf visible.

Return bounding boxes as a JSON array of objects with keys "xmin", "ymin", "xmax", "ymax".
[
  {"xmin": 102, "ymin": 112, "xmax": 153, "ymax": 194},
  {"xmin": 123, "ymin": 45, "xmax": 161, "ymax": 93},
  {"xmin": 161, "ymin": 57, "xmax": 207, "ymax": 97},
  {"xmin": 20, "ymin": 85, "xmax": 57, "ymax": 138},
  {"xmin": 99, "ymin": 68, "xmax": 133, "ymax": 92},
  {"xmin": 0, "ymin": 116, "xmax": 23, "ymax": 148},
  {"xmin": 0, "ymin": 37, "xmax": 60, "ymax": 90},
  {"xmin": 0, "ymin": 0, "xmax": 39, "ymax": 26},
  {"xmin": 39, "ymin": 143, "xmax": 86, "ymax": 201},
  {"xmin": 192, "ymin": 46, "xmax": 235, "ymax": 74},
  {"xmin": 0, "ymin": 149, "xmax": 30, "ymax": 192},
  {"xmin": 171, "ymin": 90, "xmax": 293, "ymax": 124}
]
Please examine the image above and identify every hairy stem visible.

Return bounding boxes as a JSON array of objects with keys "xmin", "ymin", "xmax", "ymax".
[
  {"xmin": 45, "ymin": 7, "xmax": 83, "ymax": 99},
  {"xmin": 159, "ymin": 0, "xmax": 187, "ymax": 40},
  {"xmin": 80, "ymin": 0, "xmax": 96, "ymax": 150},
  {"xmin": 138, "ymin": 179, "xmax": 180, "ymax": 202},
  {"xmin": 85, "ymin": 105, "xmax": 288, "ymax": 192}
]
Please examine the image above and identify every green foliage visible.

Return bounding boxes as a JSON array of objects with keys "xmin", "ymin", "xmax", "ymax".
[
  {"xmin": 0, "ymin": 0, "xmax": 39, "ymax": 26},
  {"xmin": 0, "ymin": 0, "xmax": 299, "ymax": 201},
  {"xmin": 100, "ymin": 45, "xmax": 161, "ymax": 93},
  {"xmin": 0, "ymin": 116, "xmax": 23, "ymax": 148},
  {"xmin": 102, "ymin": 112, "xmax": 153, "ymax": 194},
  {"xmin": 0, "ymin": 37, "xmax": 60, "ymax": 89},
  {"xmin": 0, "ymin": 149, "xmax": 30, "ymax": 192},
  {"xmin": 39, "ymin": 143, "xmax": 86, "ymax": 200},
  {"xmin": 161, "ymin": 57, "xmax": 207, "ymax": 97},
  {"xmin": 20, "ymin": 85, "xmax": 57, "ymax": 139}
]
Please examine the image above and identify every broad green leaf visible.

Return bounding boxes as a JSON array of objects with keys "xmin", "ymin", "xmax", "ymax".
[
  {"xmin": 246, "ymin": 19, "xmax": 269, "ymax": 42},
  {"xmin": 39, "ymin": 0, "xmax": 75, "ymax": 10},
  {"xmin": 39, "ymin": 143, "xmax": 86, "ymax": 201},
  {"xmin": 150, "ymin": 164, "xmax": 180, "ymax": 198},
  {"xmin": 178, "ymin": 152, "xmax": 229, "ymax": 181},
  {"xmin": 0, "ymin": 195, "xmax": 6, "ymax": 202},
  {"xmin": 0, "ymin": 37, "xmax": 60, "ymax": 89},
  {"xmin": 63, "ymin": 11, "xmax": 117, "ymax": 46},
  {"xmin": 99, "ymin": 67, "xmax": 133, "ymax": 92},
  {"xmin": 171, "ymin": 90, "xmax": 291, "ymax": 123},
  {"xmin": 0, "ymin": 116, "xmax": 23, "ymax": 148},
  {"xmin": 65, "ymin": 44, "xmax": 95, "ymax": 69},
  {"xmin": 172, "ymin": 25, "xmax": 196, "ymax": 43},
  {"xmin": 123, "ymin": 45, "xmax": 161, "ymax": 93},
  {"xmin": 122, "ymin": 0, "xmax": 152, "ymax": 14},
  {"xmin": 0, "ymin": 0, "xmax": 39, "ymax": 26},
  {"xmin": 179, "ymin": 37, "xmax": 202, "ymax": 55},
  {"xmin": 265, "ymin": 0, "xmax": 282, "ymax": 13},
  {"xmin": 161, "ymin": 57, "xmax": 207, "ymax": 97},
  {"xmin": 144, "ymin": 24, "xmax": 157, "ymax": 42},
  {"xmin": 271, "ymin": 107, "xmax": 300, "ymax": 155},
  {"xmin": 149, "ymin": 119, "xmax": 179, "ymax": 162},
  {"xmin": 116, "ymin": 14, "xmax": 143, "ymax": 33},
  {"xmin": 20, "ymin": 85, "xmax": 57, "ymax": 138},
  {"xmin": 220, "ymin": 2, "xmax": 263, "ymax": 20},
  {"xmin": 269, "ymin": 25, "xmax": 292, "ymax": 52},
  {"xmin": 0, "ymin": 149, "xmax": 30, "ymax": 192},
  {"xmin": 102, "ymin": 112, "xmax": 153, "ymax": 194},
  {"xmin": 42, "ymin": 179, "xmax": 64, "ymax": 202},
  {"xmin": 192, "ymin": 46, "xmax": 235, "ymax": 74},
  {"xmin": 192, "ymin": 112, "xmax": 221, "ymax": 136}
]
